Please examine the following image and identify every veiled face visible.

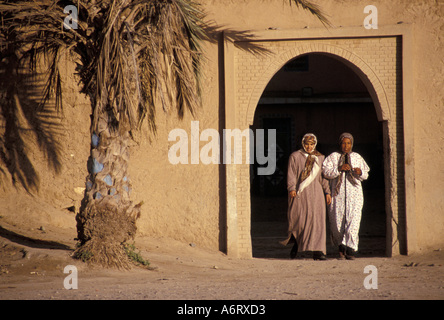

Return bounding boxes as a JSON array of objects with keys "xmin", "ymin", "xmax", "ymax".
[
  {"xmin": 341, "ymin": 138, "xmax": 352, "ymax": 153},
  {"xmin": 303, "ymin": 141, "xmax": 316, "ymax": 154}
]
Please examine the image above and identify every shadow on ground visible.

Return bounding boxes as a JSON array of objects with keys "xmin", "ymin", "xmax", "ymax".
[{"xmin": 0, "ymin": 226, "xmax": 72, "ymax": 251}]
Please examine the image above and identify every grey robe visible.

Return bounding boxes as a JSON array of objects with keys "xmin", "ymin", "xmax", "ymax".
[{"xmin": 281, "ymin": 150, "xmax": 330, "ymax": 253}]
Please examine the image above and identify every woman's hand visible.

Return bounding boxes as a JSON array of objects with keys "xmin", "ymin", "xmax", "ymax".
[
  {"xmin": 325, "ymin": 194, "xmax": 332, "ymax": 205},
  {"xmin": 289, "ymin": 190, "xmax": 297, "ymax": 198},
  {"xmin": 353, "ymin": 167, "xmax": 362, "ymax": 176},
  {"xmin": 340, "ymin": 164, "xmax": 351, "ymax": 172}
]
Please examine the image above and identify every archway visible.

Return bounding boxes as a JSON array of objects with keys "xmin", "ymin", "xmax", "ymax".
[
  {"xmin": 250, "ymin": 53, "xmax": 386, "ymax": 258},
  {"xmin": 223, "ymin": 31, "xmax": 410, "ymax": 258}
]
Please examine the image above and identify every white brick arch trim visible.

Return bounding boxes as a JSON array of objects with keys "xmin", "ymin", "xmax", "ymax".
[{"xmin": 245, "ymin": 43, "xmax": 391, "ymax": 126}]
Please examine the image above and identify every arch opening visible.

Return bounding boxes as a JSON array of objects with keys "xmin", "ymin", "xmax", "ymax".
[{"xmin": 250, "ymin": 53, "xmax": 387, "ymax": 259}]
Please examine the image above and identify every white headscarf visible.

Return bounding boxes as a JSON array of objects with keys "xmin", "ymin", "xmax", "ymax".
[{"xmin": 298, "ymin": 133, "xmax": 321, "ymax": 195}]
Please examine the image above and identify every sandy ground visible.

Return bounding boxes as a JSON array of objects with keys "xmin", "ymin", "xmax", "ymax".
[{"xmin": 0, "ymin": 216, "xmax": 443, "ymax": 304}]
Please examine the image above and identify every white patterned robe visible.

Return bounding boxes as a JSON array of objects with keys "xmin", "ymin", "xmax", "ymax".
[{"xmin": 322, "ymin": 152, "xmax": 370, "ymax": 251}]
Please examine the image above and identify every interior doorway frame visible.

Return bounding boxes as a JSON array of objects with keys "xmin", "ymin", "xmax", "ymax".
[{"xmin": 222, "ymin": 25, "xmax": 415, "ymax": 258}]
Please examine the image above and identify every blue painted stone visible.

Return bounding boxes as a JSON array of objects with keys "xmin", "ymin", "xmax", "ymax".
[
  {"xmin": 92, "ymin": 159, "xmax": 104, "ymax": 173},
  {"xmin": 103, "ymin": 174, "xmax": 113, "ymax": 186},
  {"xmin": 91, "ymin": 133, "xmax": 99, "ymax": 147}
]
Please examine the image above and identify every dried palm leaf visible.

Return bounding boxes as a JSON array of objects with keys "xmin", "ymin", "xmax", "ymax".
[{"xmin": 288, "ymin": 0, "xmax": 332, "ymax": 27}]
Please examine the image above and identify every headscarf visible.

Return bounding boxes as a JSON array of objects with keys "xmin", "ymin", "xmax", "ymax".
[
  {"xmin": 334, "ymin": 132, "xmax": 358, "ymax": 196},
  {"xmin": 339, "ymin": 132, "xmax": 354, "ymax": 147},
  {"xmin": 299, "ymin": 133, "xmax": 322, "ymax": 190}
]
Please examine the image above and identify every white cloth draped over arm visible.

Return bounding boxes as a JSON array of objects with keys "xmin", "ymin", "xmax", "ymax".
[{"xmin": 297, "ymin": 153, "xmax": 320, "ymax": 195}]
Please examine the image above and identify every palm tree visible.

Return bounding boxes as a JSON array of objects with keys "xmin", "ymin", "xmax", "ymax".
[{"xmin": 0, "ymin": 0, "xmax": 329, "ymax": 268}]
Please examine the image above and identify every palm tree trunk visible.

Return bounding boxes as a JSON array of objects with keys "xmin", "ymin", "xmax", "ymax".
[{"xmin": 75, "ymin": 111, "xmax": 141, "ymax": 269}]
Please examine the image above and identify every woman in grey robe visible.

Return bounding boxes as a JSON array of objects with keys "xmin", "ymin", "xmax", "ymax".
[{"xmin": 281, "ymin": 133, "xmax": 331, "ymax": 260}]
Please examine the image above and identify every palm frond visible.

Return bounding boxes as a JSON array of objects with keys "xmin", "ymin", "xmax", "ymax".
[
  {"xmin": 79, "ymin": 0, "xmax": 207, "ymax": 133},
  {"xmin": 131, "ymin": 0, "xmax": 208, "ymax": 131},
  {"xmin": 288, "ymin": 0, "xmax": 332, "ymax": 27},
  {"xmin": 1, "ymin": 0, "xmax": 208, "ymax": 135},
  {"xmin": 0, "ymin": 0, "xmax": 89, "ymax": 112},
  {"xmin": 1, "ymin": 0, "xmax": 330, "ymax": 137}
]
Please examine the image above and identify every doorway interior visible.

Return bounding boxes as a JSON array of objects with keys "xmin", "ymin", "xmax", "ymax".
[{"xmin": 250, "ymin": 53, "xmax": 387, "ymax": 259}]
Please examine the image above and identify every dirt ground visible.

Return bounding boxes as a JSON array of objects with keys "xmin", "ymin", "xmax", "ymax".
[{"xmin": 1, "ymin": 213, "xmax": 443, "ymax": 303}]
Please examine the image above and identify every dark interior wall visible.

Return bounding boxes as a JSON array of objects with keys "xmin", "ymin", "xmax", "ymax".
[
  {"xmin": 263, "ymin": 53, "xmax": 369, "ymax": 97},
  {"xmin": 251, "ymin": 102, "xmax": 384, "ymax": 195}
]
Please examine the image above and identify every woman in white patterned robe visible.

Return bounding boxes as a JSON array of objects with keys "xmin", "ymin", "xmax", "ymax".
[{"xmin": 322, "ymin": 133, "xmax": 370, "ymax": 259}]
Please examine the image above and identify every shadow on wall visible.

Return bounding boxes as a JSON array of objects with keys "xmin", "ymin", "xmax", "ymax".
[{"xmin": 0, "ymin": 53, "xmax": 63, "ymax": 193}]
